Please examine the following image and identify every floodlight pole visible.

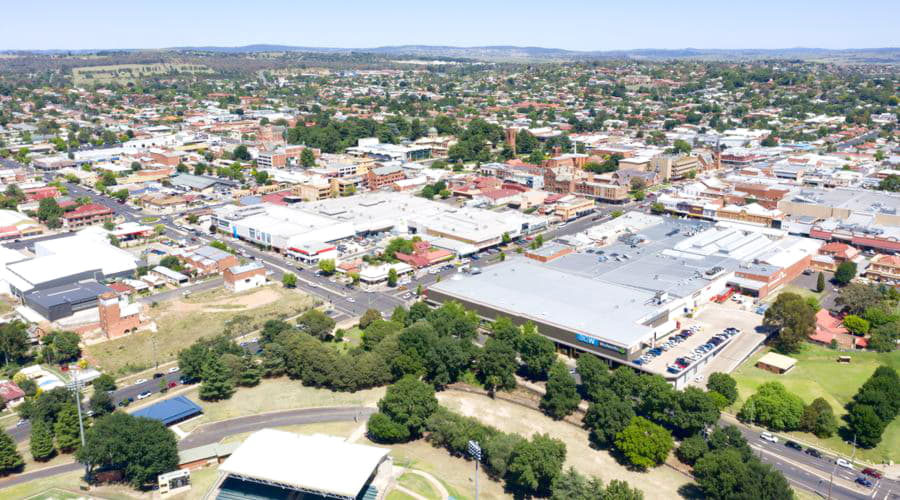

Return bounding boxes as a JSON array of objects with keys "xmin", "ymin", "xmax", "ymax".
[
  {"xmin": 467, "ymin": 440, "xmax": 481, "ymax": 500},
  {"xmin": 68, "ymin": 378, "xmax": 89, "ymax": 481}
]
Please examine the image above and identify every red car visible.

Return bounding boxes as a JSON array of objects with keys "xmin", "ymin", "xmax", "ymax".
[
  {"xmin": 167, "ymin": 381, "xmax": 178, "ymax": 389},
  {"xmin": 862, "ymin": 468, "xmax": 882, "ymax": 479}
]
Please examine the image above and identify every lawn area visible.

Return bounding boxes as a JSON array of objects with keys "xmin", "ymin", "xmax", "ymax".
[
  {"xmin": 2, "ymin": 470, "xmax": 145, "ymax": 500},
  {"xmin": 24, "ymin": 488, "xmax": 84, "ymax": 500},
  {"xmin": 386, "ymin": 491, "xmax": 418, "ymax": 500},
  {"xmin": 436, "ymin": 391, "xmax": 691, "ymax": 499},
  {"xmin": 85, "ymin": 287, "xmax": 316, "ymax": 376},
  {"xmin": 730, "ymin": 343, "xmax": 900, "ymax": 463},
  {"xmin": 178, "ymin": 377, "xmax": 385, "ymax": 432},
  {"xmin": 398, "ymin": 472, "xmax": 440, "ymax": 499},
  {"xmin": 364, "ymin": 438, "xmax": 502, "ymax": 500},
  {"xmin": 333, "ymin": 326, "xmax": 363, "ymax": 353},
  {"xmin": 139, "ymin": 216, "xmax": 160, "ymax": 224}
]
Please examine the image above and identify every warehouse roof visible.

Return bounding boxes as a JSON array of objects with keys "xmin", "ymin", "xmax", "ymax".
[
  {"xmin": 219, "ymin": 429, "xmax": 390, "ymax": 499},
  {"xmin": 25, "ymin": 280, "xmax": 111, "ymax": 310}
]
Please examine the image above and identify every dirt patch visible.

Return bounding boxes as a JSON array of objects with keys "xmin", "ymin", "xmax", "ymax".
[{"xmin": 164, "ymin": 287, "xmax": 282, "ymax": 315}]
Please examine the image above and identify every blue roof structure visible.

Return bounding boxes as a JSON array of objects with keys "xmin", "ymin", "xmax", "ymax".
[{"xmin": 132, "ymin": 395, "xmax": 202, "ymax": 426}]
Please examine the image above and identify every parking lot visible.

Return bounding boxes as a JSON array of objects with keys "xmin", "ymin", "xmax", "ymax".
[{"xmin": 636, "ymin": 302, "xmax": 767, "ymax": 386}]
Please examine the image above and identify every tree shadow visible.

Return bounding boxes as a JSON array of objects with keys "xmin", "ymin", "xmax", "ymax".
[{"xmin": 678, "ymin": 482, "xmax": 706, "ymax": 499}]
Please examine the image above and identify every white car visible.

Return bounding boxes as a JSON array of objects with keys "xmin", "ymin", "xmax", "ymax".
[
  {"xmin": 168, "ymin": 366, "xmax": 180, "ymax": 373},
  {"xmin": 137, "ymin": 391, "xmax": 152, "ymax": 400},
  {"xmin": 836, "ymin": 458, "xmax": 853, "ymax": 469},
  {"xmin": 760, "ymin": 432, "xmax": 778, "ymax": 443},
  {"xmin": 346, "ymin": 297, "xmax": 356, "ymax": 303},
  {"xmin": 134, "ymin": 378, "xmax": 148, "ymax": 385}
]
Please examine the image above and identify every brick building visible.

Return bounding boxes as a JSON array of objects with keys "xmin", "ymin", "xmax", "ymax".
[
  {"xmin": 366, "ymin": 165, "xmax": 405, "ymax": 190},
  {"xmin": 62, "ymin": 203, "xmax": 114, "ymax": 228},
  {"xmin": 224, "ymin": 262, "xmax": 267, "ymax": 292},
  {"xmin": 98, "ymin": 292, "xmax": 143, "ymax": 339}
]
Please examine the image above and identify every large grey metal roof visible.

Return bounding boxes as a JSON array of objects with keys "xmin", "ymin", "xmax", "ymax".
[{"xmin": 25, "ymin": 280, "xmax": 112, "ymax": 309}]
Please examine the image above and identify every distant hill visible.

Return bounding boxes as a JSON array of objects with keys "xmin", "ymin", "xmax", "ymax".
[{"xmin": 6, "ymin": 45, "xmax": 900, "ymax": 63}]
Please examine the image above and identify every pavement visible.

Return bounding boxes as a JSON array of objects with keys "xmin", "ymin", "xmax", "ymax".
[
  {"xmin": 0, "ymin": 406, "xmax": 376, "ymax": 491},
  {"xmin": 726, "ymin": 415, "xmax": 900, "ymax": 500}
]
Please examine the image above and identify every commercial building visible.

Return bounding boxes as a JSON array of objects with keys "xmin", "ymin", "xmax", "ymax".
[
  {"xmin": 347, "ymin": 137, "xmax": 430, "ymax": 162},
  {"xmin": 213, "ymin": 192, "xmax": 547, "ymax": 255},
  {"xmin": 366, "ymin": 164, "xmax": 406, "ymax": 190},
  {"xmin": 23, "ymin": 280, "xmax": 113, "ymax": 322},
  {"xmin": 151, "ymin": 266, "xmax": 189, "ymax": 285},
  {"xmin": 867, "ymin": 254, "xmax": 900, "ymax": 283},
  {"xmin": 427, "ymin": 213, "xmax": 819, "ymax": 387},
  {"xmin": 180, "ymin": 245, "xmax": 239, "ymax": 275},
  {"xmin": 224, "ymin": 262, "xmax": 267, "ymax": 292},
  {"xmin": 0, "ymin": 232, "xmax": 140, "ymax": 297}
]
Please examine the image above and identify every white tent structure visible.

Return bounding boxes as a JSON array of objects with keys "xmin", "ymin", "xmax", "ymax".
[{"xmin": 219, "ymin": 429, "xmax": 391, "ymax": 499}]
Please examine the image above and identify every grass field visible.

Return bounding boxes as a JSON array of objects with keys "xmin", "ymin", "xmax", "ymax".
[
  {"xmin": 178, "ymin": 377, "xmax": 384, "ymax": 432},
  {"xmin": 386, "ymin": 491, "xmax": 418, "ymax": 500},
  {"xmin": 85, "ymin": 287, "xmax": 315, "ymax": 376},
  {"xmin": 72, "ymin": 63, "xmax": 212, "ymax": 85},
  {"xmin": 437, "ymin": 391, "xmax": 691, "ymax": 499},
  {"xmin": 398, "ymin": 472, "xmax": 440, "ymax": 499},
  {"xmin": 365, "ymin": 438, "xmax": 502, "ymax": 500},
  {"xmin": 730, "ymin": 343, "xmax": 900, "ymax": 463}
]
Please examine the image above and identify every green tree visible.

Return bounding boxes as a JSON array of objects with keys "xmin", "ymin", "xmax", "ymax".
[
  {"xmin": 93, "ymin": 373, "xmax": 116, "ymax": 392},
  {"xmin": 0, "ymin": 429, "xmax": 24, "ymax": 474},
  {"xmin": 41, "ymin": 330, "xmax": 81, "ymax": 364},
  {"xmin": 816, "ymin": 271, "xmax": 825, "ymax": 293},
  {"xmin": 671, "ymin": 139, "xmax": 692, "ymax": 154},
  {"xmin": 318, "ymin": 258, "xmax": 336, "ymax": 275},
  {"xmin": 540, "ymin": 362, "xmax": 580, "ymax": 419},
  {"xmin": 675, "ymin": 434, "xmax": 709, "ymax": 466},
  {"xmin": 76, "ymin": 412, "xmax": 178, "ymax": 488},
  {"xmin": 667, "ymin": 387, "xmax": 720, "ymax": 437},
  {"xmin": 842, "ymin": 315, "xmax": 870, "ymax": 335},
  {"xmin": 30, "ymin": 418, "xmax": 56, "ymax": 462},
  {"xmin": 300, "ymin": 147, "xmax": 316, "ymax": 167},
  {"xmin": 238, "ymin": 355, "xmax": 261, "ymax": 387},
  {"xmin": 518, "ymin": 329, "xmax": 555, "ymax": 380},
  {"xmin": 576, "ymin": 354, "xmax": 610, "ymax": 402},
  {"xmin": 834, "ymin": 261, "xmax": 857, "ymax": 286},
  {"xmin": 477, "ymin": 338, "xmax": 518, "ymax": 394},
  {"xmin": 199, "ymin": 357, "xmax": 235, "ymax": 401},
  {"xmin": 694, "ymin": 448, "xmax": 791, "ymax": 500},
  {"xmin": 37, "ymin": 197, "xmax": 63, "ymax": 222},
  {"xmin": 737, "ymin": 381, "xmax": 804, "ymax": 431},
  {"xmin": 359, "ymin": 309, "xmax": 382, "ymax": 330},
  {"xmin": 583, "ymin": 389, "xmax": 635, "ymax": 447},
  {"xmin": 614, "ymin": 416, "xmax": 674, "ymax": 470},
  {"xmin": 490, "ymin": 316, "xmax": 522, "ymax": 349},
  {"xmin": 550, "ymin": 467, "xmax": 606, "ymax": 499},
  {"xmin": 706, "ymin": 372, "xmax": 738, "ymax": 406},
  {"xmin": 297, "ymin": 309, "xmax": 336, "ymax": 340},
  {"xmin": 387, "ymin": 268, "xmax": 398, "ymax": 287},
  {"xmin": 0, "ymin": 320, "xmax": 30, "ymax": 366},
  {"xmin": 375, "ymin": 376, "xmax": 438, "ymax": 439},
  {"xmin": 281, "ymin": 272, "xmax": 297, "ymax": 288},
  {"xmin": 366, "ymin": 412, "xmax": 410, "ymax": 443},
  {"xmin": 53, "ymin": 404, "xmax": 82, "ymax": 453},
  {"xmin": 232, "ymin": 145, "xmax": 251, "ymax": 161},
  {"xmin": 507, "ymin": 433, "xmax": 567, "ymax": 496},
  {"xmin": 763, "ymin": 292, "xmax": 816, "ymax": 353},
  {"xmin": 88, "ymin": 390, "xmax": 115, "ymax": 417},
  {"xmin": 800, "ymin": 397, "xmax": 837, "ymax": 438}
]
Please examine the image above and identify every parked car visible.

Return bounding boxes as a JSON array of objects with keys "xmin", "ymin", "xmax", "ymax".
[
  {"xmin": 134, "ymin": 378, "xmax": 147, "ymax": 385},
  {"xmin": 167, "ymin": 381, "xmax": 178, "ymax": 389},
  {"xmin": 836, "ymin": 458, "xmax": 853, "ymax": 469},
  {"xmin": 805, "ymin": 448, "xmax": 823, "ymax": 458},
  {"xmin": 118, "ymin": 397, "xmax": 134, "ymax": 407},
  {"xmin": 861, "ymin": 468, "xmax": 882, "ymax": 479},
  {"xmin": 152, "ymin": 372, "xmax": 164, "ymax": 379},
  {"xmin": 168, "ymin": 366, "xmax": 180, "ymax": 373},
  {"xmin": 855, "ymin": 476, "xmax": 874, "ymax": 488},
  {"xmin": 137, "ymin": 391, "xmax": 152, "ymax": 400},
  {"xmin": 760, "ymin": 432, "xmax": 778, "ymax": 443},
  {"xmin": 784, "ymin": 440, "xmax": 802, "ymax": 451}
]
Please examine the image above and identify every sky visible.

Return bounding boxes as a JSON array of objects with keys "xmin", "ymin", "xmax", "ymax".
[{"xmin": 3, "ymin": 0, "xmax": 899, "ymax": 51}]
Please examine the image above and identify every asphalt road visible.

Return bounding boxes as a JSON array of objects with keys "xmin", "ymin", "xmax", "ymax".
[
  {"xmin": 732, "ymin": 420, "xmax": 898, "ymax": 499},
  {"xmin": 0, "ymin": 406, "xmax": 374, "ymax": 491}
]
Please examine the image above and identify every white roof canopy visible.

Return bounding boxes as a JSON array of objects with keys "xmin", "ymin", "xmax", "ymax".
[{"xmin": 219, "ymin": 429, "xmax": 390, "ymax": 499}]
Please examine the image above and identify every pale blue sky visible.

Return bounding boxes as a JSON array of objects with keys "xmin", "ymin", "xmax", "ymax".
[{"xmin": 3, "ymin": 0, "xmax": 898, "ymax": 51}]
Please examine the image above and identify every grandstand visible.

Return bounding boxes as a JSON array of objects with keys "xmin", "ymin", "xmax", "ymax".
[{"xmin": 212, "ymin": 429, "xmax": 391, "ymax": 500}]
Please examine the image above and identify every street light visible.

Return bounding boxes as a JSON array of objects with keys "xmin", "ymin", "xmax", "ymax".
[{"xmin": 467, "ymin": 440, "xmax": 481, "ymax": 500}]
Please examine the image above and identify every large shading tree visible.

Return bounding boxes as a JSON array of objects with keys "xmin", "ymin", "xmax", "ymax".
[
  {"xmin": 583, "ymin": 389, "xmax": 635, "ymax": 447},
  {"xmin": 737, "ymin": 381, "xmax": 804, "ymax": 431},
  {"xmin": 477, "ymin": 338, "xmax": 518, "ymax": 394},
  {"xmin": 763, "ymin": 292, "xmax": 815, "ymax": 353},
  {"xmin": 54, "ymin": 404, "xmax": 82, "ymax": 453},
  {"xmin": 540, "ymin": 362, "xmax": 580, "ymax": 419},
  {"xmin": 368, "ymin": 376, "xmax": 438, "ymax": 442},
  {"xmin": 77, "ymin": 413, "xmax": 178, "ymax": 488},
  {"xmin": 30, "ymin": 418, "xmax": 56, "ymax": 462},
  {"xmin": 0, "ymin": 429, "xmax": 23, "ymax": 475},
  {"xmin": 199, "ymin": 357, "xmax": 236, "ymax": 401},
  {"xmin": 507, "ymin": 433, "xmax": 567, "ymax": 497},
  {"xmin": 614, "ymin": 416, "xmax": 674, "ymax": 470}
]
